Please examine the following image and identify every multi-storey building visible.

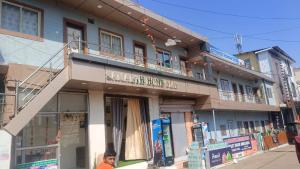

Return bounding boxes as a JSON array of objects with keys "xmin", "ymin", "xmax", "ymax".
[
  {"xmin": 238, "ymin": 46, "xmax": 300, "ymax": 133},
  {"xmin": 0, "ymin": 0, "xmax": 283, "ymax": 169}
]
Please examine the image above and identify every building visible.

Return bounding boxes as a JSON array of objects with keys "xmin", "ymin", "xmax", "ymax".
[
  {"xmin": 0, "ymin": 0, "xmax": 285, "ymax": 169},
  {"xmin": 238, "ymin": 47, "xmax": 300, "ymax": 133}
]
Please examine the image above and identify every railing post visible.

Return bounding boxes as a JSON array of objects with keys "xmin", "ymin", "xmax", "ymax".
[
  {"xmin": 14, "ymin": 81, "xmax": 19, "ymax": 115},
  {"xmin": 49, "ymin": 62, "xmax": 53, "ymax": 82}
]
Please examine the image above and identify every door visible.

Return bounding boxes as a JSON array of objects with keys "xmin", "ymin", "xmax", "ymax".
[
  {"xmin": 232, "ymin": 83, "xmax": 238, "ymax": 101},
  {"xmin": 180, "ymin": 59, "xmax": 187, "ymax": 75},
  {"xmin": 134, "ymin": 42, "xmax": 146, "ymax": 67},
  {"xmin": 64, "ymin": 19, "xmax": 86, "ymax": 54},
  {"xmin": 239, "ymin": 84, "xmax": 245, "ymax": 102},
  {"xmin": 60, "ymin": 113, "xmax": 88, "ymax": 169}
]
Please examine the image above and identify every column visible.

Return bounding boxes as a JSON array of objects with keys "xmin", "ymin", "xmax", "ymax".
[
  {"xmin": 184, "ymin": 112, "xmax": 193, "ymax": 145},
  {"xmin": 212, "ymin": 109, "xmax": 217, "ymax": 140},
  {"xmin": 88, "ymin": 90, "xmax": 105, "ymax": 169}
]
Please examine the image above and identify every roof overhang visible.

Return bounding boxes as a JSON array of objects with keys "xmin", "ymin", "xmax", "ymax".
[{"xmin": 47, "ymin": 0, "xmax": 207, "ymax": 47}]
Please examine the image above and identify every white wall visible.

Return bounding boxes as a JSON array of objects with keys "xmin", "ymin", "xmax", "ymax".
[{"xmin": 88, "ymin": 90, "xmax": 106, "ymax": 169}]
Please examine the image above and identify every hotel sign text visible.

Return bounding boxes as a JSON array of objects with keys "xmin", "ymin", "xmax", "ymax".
[{"xmin": 106, "ymin": 70, "xmax": 177, "ymax": 89}]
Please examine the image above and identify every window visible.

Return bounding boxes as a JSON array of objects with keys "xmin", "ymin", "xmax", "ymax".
[
  {"xmin": 254, "ymin": 121, "xmax": 260, "ymax": 132},
  {"xmin": 100, "ymin": 30, "xmax": 123, "ymax": 56},
  {"xmin": 266, "ymin": 87, "xmax": 273, "ymax": 98},
  {"xmin": 237, "ymin": 121, "xmax": 244, "ymax": 135},
  {"xmin": 134, "ymin": 42, "xmax": 146, "ymax": 65},
  {"xmin": 227, "ymin": 120, "xmax": 233, "ymax": 136},
  {"xmin": 220, "ymin": 79, "xmax": 230, "ymax": 91},
  {"xmin": 156, "ymin": 49, "xmax": 172, "ymax": 68},
  {"xmin": 244, "ymin": 59, "xmax": 251, "ymax": 69},
  {"xmin": 220, "ymin": 124, "xmax": 227, "ymax": 136},
  {"xmin": 196, "ymin": 72, "xmax": 205, "ymax": 80},
  {"xmin": 0, "ymin": 1, "xmax": 42, "ymax": 36},
  {"xmin": 291, "ymin": 82, "xmax": 297, "ymax": 97},
  {"xmin": 249, "ymin": 121, "xmax": 255, "ymax": 133},
  {"xmin": 180, "ymin": 58, "xmax": 187, "ymax": 75},
  {"xmin": 244, "ymin": 121, "xmax": 249, "ymax": 135}
]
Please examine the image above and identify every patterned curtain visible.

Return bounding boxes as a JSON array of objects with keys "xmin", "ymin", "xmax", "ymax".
[
  {"xmin": 101, "ymin": 33, "xmax": 111, "ymax": 53},
  {"xmin": 112, "ymin": 36, "xmax": 121, "ymax": 56},
  {"xmin": 1, "ymin": 3, "xmax": 20, "ymax": 32},
  {"xmin": 22, "ymin": 8, "xmax": 38, "ymax": 36}
]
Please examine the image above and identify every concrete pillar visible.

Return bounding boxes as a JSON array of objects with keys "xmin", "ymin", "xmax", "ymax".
[
  {"xmin": 212, "ymin": 109, "xmax": 217, "ymax": 140},
  {"xmin": 148, "ymin": 95, "xmax": 160, "ymax": 158},
  {"xmin": 184, "ymin": 112, "xmax": 193, "ymax": 145},
  {"xmin": 88, "ymin": 90, "xmax": 105, "ymax": 169}
]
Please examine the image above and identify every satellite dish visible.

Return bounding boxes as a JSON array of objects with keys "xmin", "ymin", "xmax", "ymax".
[{"xmin": 165, "ymin": 38, "xmax": 181, "ymax": 47}]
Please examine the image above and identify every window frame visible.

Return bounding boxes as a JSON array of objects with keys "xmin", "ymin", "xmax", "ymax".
[
  {"xmin": 99, "ymin": 29, "xmax": 124, "ymax": 57},
  {"xmin": 220, "ymin": 79, "xmax": 230, "ymax": 91},
  {"xmin": 266, "ymin": 87, "xmax": 273, "ymax": 99},
  {"xmin": 156, "ymin": 47, "xmax": 172, "ymax": 69},
  {"xmin": 0, "ymin": 0, "xmax": 43, "ymax": 41}
]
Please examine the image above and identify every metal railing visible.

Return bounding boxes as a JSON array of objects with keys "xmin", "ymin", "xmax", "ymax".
[
  {"xmin": 15, "ymin": 144, "xmax": 59, "ymax": 166},
  {"xmin": 15, "ymin": 39, "xmax": 209, "ymax": 115},
  {"xmin": 219, "ymin": 90, "xmax": 266, "ymax": 104},
  {"xmin": 0, "ymin": 93, "xmax": 16, "ymax": 128},
  {"xmin": 15, "ymin": 41, "xmax": 72, "ymax": 113}
]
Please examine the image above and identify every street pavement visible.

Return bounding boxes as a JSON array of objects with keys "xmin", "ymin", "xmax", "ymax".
[{"xmin": 219, "ymin": 145, "xmax": 299, "ymax": 169}]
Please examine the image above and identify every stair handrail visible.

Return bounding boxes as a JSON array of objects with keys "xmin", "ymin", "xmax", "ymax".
[{"xmin": 18, "ymin": 41, "xmax": 74, "ymax": 87}]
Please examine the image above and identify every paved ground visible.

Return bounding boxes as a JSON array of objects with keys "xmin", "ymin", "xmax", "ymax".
[{"xmin": 220, "ymin": 145, "xmax": 299, "ymax": 169}]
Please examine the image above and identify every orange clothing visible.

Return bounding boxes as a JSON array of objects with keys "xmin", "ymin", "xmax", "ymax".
[{"xmin": 97, "ymin": 162, "xmax": 114, "ymax": 169}]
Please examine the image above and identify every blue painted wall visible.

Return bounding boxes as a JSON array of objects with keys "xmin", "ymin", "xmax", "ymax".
[{"xmin": 0, "ymin": 0, "xmax": 185, "ymax": 71}]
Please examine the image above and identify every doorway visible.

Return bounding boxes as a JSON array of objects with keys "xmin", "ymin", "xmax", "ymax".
[
  {"xmin": 232, "ymin": 83, "xmax": 238, "ymax": 101},
  {"xmin": 239, "ymin": 84, "xmax": 245, "ymax": 102},
  {"xmin": 133, "ymin": 41, "xmax": 147, "ymax": 67},
  {"xmin": 64, "ymin": 18, "xmax": 87, "ymax": 57}
]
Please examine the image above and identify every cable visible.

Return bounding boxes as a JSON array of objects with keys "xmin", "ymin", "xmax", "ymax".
[{"xmin": 150, "ymin": 0, "xmax": 300, "ymax": 21}]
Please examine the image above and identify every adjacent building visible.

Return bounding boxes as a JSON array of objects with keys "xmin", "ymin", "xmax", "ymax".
[
  {"xmin": 0, "ymin": 0, "xmax": 291, "ymax": 169},
  {"xmin": 238, "ymin": 47, "xmax": 300, "ymax": 133}
]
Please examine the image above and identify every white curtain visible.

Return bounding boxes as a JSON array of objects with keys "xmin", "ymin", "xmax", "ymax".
[{"xmin": 125, "ymin": 99, "xmax": 146, "ymax": 160}]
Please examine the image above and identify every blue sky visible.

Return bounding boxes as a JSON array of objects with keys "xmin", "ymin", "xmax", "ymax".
[{"xmin": 138, "ymin": 0, "xmax": 300, "ymax": 67}]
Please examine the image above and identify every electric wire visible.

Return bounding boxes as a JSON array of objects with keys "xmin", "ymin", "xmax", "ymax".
[{"xmin": 150, "ymin": 0, "xmax": 300, "ymax": 21}]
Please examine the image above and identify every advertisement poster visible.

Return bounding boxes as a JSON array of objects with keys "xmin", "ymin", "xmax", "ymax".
[
  {"xmin": 223, "ymin": 135, "xmax": 252, "ymax": 154},
  {"xmin": 0, "ymin": 130, "xmax": 12, "ymax": 169},
  {"xmin": 16, "ymin": 159, "xmax": 58, "ymax": 169},
  {"xmin": 152, "ymin": 119, "xmax": 165, "ymax": 166},
  {"xmin": 208, "ymin": 147, "xmax": 233, "ymax": 167}
]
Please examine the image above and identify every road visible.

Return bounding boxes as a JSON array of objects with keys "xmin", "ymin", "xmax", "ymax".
[{"xmin": 220, "ymin": 145, "xmax": 299, "ymax": 169}]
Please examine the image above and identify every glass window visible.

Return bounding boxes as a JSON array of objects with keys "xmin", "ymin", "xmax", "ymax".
[
  {"xmin": 156, "ymin": 50, "xmax": 172, "ymax": 68},
  {"xmin": 220, "ymin": 79, "xmax": 230, "ymax": 91},
  {"xmin": 266, "ymin": 87, "xmax": 273, "ymax": 98},
  {"xmin": 237, "ymin": 121, "xmax": 244, "ymax": 135},
  {"xmin": 220, "ymin": 124, "xmax": 227, "ymax": 136},
  {"xmin": 291, "ymin": 82, "xmax": 297, "ymax": 97},
  {"xmin": 244, "ymin": 59, "xmax": 251, "ymax": 69},
  {"xmin": 1, "ymin": 1, "xmax": 41, "ymax": 36},
  {"xmin": 100, "ymin": 30, "xmax": 123, "ymax": 56}
]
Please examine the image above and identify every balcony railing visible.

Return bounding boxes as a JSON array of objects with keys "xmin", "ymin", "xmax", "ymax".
[
  {"xmin": 68, "ymin": 40, "xmax": 208, "ymax": 81},
  {"xmin": 219, "ymin": 90, "xmax": 266, "ymax": 104}
]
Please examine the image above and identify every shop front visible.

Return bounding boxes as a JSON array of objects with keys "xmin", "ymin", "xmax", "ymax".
[{"xmin": 14, "ymin": 92, "xmax": 88, "ymax": 169}]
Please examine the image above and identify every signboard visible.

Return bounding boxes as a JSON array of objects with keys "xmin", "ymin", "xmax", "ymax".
[
  {"xmin": 16, "ymin": 159, "xmax": 58, "ymax": 169},
  {"xmin": 106, "ymin": 70, "xmax": 177, "ymax": 89},
  {"xmin": 188, "ymin": 142, "xmax": 201, "ymax": 169},
  {"xmin": 0, "ymin": 130, "xmax": 12, "ymax": 169},
  {"xmin": 223, "ymin": 135, "xmax": 252, "ymax": 154},
  {"xmin": 207, "ymin": 142, "xmax": 228, "ymax": 150},
  {"xmin": 208, "ymin": 147, "xmax": 233, "ymax": 167}
]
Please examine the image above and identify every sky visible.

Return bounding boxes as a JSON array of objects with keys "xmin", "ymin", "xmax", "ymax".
[{"xmin": 137, "ymin": 0, "xmax": 300, "ymax": 67}]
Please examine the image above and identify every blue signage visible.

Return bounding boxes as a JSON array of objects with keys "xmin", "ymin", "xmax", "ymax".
[
  {"xmin": 152, "ymin": 119, "xmax": 165, "ymax": 166},
  {"xmin": 208, "ymin": 147, "xmax": 233, "ymax": 167},
  {"xmin": 223, "ymin": 135, "xmax": 252, "ymax": 154}
]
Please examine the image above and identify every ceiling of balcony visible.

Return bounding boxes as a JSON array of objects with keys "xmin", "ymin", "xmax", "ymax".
[{"xmin": 49, "ymin": 0, "xmax": 207, "ymax": 48}]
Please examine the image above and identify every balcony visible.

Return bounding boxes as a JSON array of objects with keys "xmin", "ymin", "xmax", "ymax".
[
  {"xmin": 218, "ymin": 90, "xmax": 266, "ymax": 104},
  {"xmin": 67, "ymin": 40, "xmax": 212, "ymax": 84}
]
